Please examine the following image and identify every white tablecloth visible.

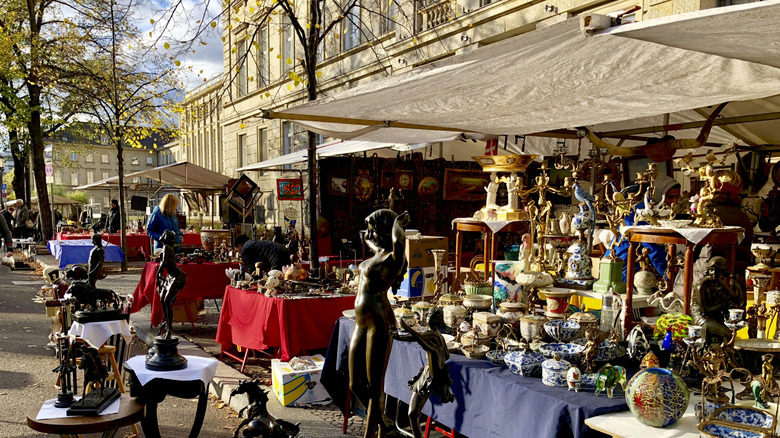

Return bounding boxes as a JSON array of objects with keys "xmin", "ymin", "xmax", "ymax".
[
  {"xmin": 124, "ymin": 355, "xmax": 218, "ymax": 387},
  {"xmin": 625, "ymin": 225, "xmax": 744, "ymax": 245},
  {"xmin": 35, "ymin": 396, "xmax": 121, "ymax": 420},
  {"xmin": 69, "ymin": 320, "xmax": 131, "ymax": 349},
  {"xmin": 452, "ymin": 218, "xmax": 524, "ymax": 233}
]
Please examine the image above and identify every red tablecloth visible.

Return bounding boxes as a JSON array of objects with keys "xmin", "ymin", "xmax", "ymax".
[
  {"xmin": 181, "ymin": 232, "xmax": 202, "ymax": 246},
  {"xmin": 57, "ymin": 232, "xmax": 150, "ymax": 259},
  {"xmin": 130, "ymin": 261, "xmax": 238, "ymax": 326},
  {"xmin": 216, "ymin": 286, "xmax": 355, "ymax": 361}
]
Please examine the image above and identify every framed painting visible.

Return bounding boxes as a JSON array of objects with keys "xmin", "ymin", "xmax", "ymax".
[
  {"xmin": 380, "ymin": 170, "xmax": 396, "ymax": 189},
  {"xmin": 443, "ymin": 169, "xmax": 490, "ymax": 201},
  {"xmin": 230, "ymin": 174, "xmax": 258, "ymax": 202},
  {"xmin": 396, "ymin": 170, "xmax": 414, "ymax": 191},
  {"xmin": 277, "ymin": 178, "xmax": 304, "ymax": 201},
  {"xmin": 328, "ymin": 175, "xmax": 349, "ymax": 196}
]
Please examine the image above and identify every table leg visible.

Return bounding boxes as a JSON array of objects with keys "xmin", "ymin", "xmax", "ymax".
[
  {"xmin": 455, "ymin": 230, "xmax": 462, "ymax": 290},
  {"xmin": 684, "ymin": 244, "xmax": 694, "ymax": 315},
  {"xmin": 488, "ymin": 232, "xmax": 496, "ymax": 280},
  {"xmin": 141, "ymin": 401, "xmax": 162, "ymax": 438},
  {"xmin": 188, "ymin": 389, "xmax": 208, "ymax": 438},
  {"xmin": 484, "ymin": 233, "xmax": 491, "ymax": 281},
  {"xmin": 624, "ymin": 241, "xmax": 637, "ymax": 337},
  {"xmin": 667, "ymin": 244, "xmax": 676, "ymax": 284},
  {"xmin": 101, "ymin": 429, "xmax": 119, "ymax": 438}
]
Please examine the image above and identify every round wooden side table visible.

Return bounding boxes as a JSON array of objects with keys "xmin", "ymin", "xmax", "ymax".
[{"xmin": 27, "ymin": 393, "xmax": 144, "ymax": 438}]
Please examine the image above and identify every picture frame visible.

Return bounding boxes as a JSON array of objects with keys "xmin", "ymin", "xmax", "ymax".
[
  {"xmin": 277, "ymin": 178, "xmax": 304, "ymax": 201},
  {"xmin": 328, "ymin": 175, "xmax": 349, "ymax": 196},
  {"xmin": 396, "ymin": 170, "xmax": 414, "ymax": 191},
  {"xmin": 443, "ymin": 169, "xmax": 490, "ymax": 201},
  {"xmin": 380, "ymin": 170, "xmax": 396, "ymax": 189},
  {"xmin": 417, "ymin": 177, "xmax": 440, "ymax": 201},
  {"xmin": 623, "ymin": 158, "xmax": 672, "ymax": 187},
  {"xmin": 230, "ymin": 174, "xmax": 258, "ymax": 202}
]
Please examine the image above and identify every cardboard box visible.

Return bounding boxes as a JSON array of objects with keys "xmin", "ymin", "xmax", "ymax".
[
  {"xmin": 396, "ymin": 266, "xmax": 447, "ymax": 298},
  {"xmin": 405, "ymin": 236, "xmax": 448, "ymax": 268},
  {"xmin": 172, "ymin": 299, "xmax": 199, "ymax": 323},
  {"xmin": 271, "ymin": 354, "xmax": 329, "ymax": 406}
]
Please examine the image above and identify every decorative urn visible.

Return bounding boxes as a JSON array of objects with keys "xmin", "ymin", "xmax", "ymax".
[
  {"xmin": 625, "ymin": 367, "xmax": 689, "ymax": 428},
  {"xmin": 542, "ymin": 353, "xmax": 571, "ymax": 387},
  {"xmin": 497, "ymin": 302, "xmax": 526, "ymax": 330}
]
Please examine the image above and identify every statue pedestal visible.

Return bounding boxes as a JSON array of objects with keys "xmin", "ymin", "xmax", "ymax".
[
  {"xmin": 67, "ymin": 388, "xmax": 120, "ymax": 416},
  {"xmin": 146, "ymin": 336, "xmax": 187, "ymax": 371},
  {"xmin": 73, "ymin": 308, "xmax": 126, "ymax": 324},
  {"xmin": 592, "ymin": 259, "xmax": 626, "ymax": 295}
]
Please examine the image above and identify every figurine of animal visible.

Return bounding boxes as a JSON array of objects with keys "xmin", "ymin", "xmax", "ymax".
[
  {"xmin": 594, "ymin": 364, "xmax": 626, "ymax": 399},
  {"xmin": 64, "ymin": 281, "xmax": 119, "ymax": 312},
  {"xmin": 231, "ymin": 379, "xmax": 300, "ymax": 438},
  {"xmin": 626, "ymin": 325, "xmax": 651, "ymax": 361},
  {"xmin": 79, "ymin": 345, "xmax": 109, "ymax": 395}
]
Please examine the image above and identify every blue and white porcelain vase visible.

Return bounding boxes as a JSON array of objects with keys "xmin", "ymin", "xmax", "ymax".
[{"xmin": 570, "ymin": 204, "xmax": 593, "ymax": 235}]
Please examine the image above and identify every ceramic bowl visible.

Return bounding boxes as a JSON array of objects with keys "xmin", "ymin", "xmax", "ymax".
[
  {"xmin": 710, "ymin": 406, "xmax": 776, "ymax": 432},
  {"xmin": 462, "ymin": 344, "xmax": 490, "ymax": 359},
  {"xmin": 544, "ymin": 320, "xmax": 581, "ymax": 342},
  {"xmin": 446, "ymin": 341, "xmax": 461, "ymax": 353},
  {"xmin": 486, "ymin": 350, "xmax": 506, "ymax": 366},
  {"xmin": 571, "ymin": 338, "xmax": 620, "ymax": 362},
  {"xmin": 698, "ymin": 422, "xmax": 768, "ymax": 438},
  {"xmin": 695, "ymin": 401, "xmax": 728, "ymax": 422},
  {"xmin": 539, "ymin": 343, "xmax": 585, "ymax": 362},
  {"xmin": 504, "ymin": 349, "xmax": 545, "ymax": 377}
]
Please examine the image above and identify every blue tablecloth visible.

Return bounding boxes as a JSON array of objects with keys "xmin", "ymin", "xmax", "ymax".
[
  {"xmin": 47, "ymin": 239, "xmax": 125, "ymax": 268},
  {"xmin": 321, "ymin": 317, "xmax": 629, "ymax": 438}
]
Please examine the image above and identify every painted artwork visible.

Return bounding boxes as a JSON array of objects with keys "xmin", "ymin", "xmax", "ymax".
[
  {"xmin": 328, "ymin": 175, "xmax": 349, "ymax": 196},
  {"xmin": 443, "ymin": 169, "xmax": 490, "ymax": 201},
  {"xmin": 493, "ymin": 260, "xmax": 524, "ymax": 304},
  {"xmin": 277, "ymin": 178, "xmax": 304, "ymax": 201}
]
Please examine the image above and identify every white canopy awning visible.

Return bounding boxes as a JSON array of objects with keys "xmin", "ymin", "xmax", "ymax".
[
  {"xmin": 76, "ymin": 161, "xmax": 230, "ymax": 191},
  {"xmin": 236, "ymin": 140, "xmax": 403, "ymax": 171},
  {"xmin": 272, "ymin": 1, "xmax": 780, "ymax": 148}
]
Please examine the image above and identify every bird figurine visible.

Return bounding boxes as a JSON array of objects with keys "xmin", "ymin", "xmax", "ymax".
[{"xmin": 573, "ymin": 181, "xmax": 596, "ymax": 251}]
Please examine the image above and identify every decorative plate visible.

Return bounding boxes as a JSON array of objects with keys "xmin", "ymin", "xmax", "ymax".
[{"xmin": 417, "ymin": 177, "xmax": 440, "ymax": 201}]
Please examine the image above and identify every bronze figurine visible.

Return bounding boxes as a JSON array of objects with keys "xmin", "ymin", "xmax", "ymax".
[
  {"xmin": 349, "ymin": 209, "xmax": 410, "ymax": 438},
  {"xmin": 691, "ymin": 257, "xmax": 742, "ymax": 342}
]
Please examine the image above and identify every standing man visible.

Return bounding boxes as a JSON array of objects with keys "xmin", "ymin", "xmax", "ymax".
[
  {"xmin": 0, "ymin": 213, "xmax": 12, "ymax": 256},
  {"xmin": 13, "ymin": 199, "xmax": 30, "ymax": 239},
  {"xmin": 107, "ymin": 199, "xmax": 121, "ymax": 234},
  {"xmin": 1, "ymin": 205, "xmax": 13, "ymax": 231}
]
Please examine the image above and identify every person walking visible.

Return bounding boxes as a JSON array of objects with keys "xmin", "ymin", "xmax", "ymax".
[{"xmin": 146, "ymin": 194, "xmax": 183, "ymax": 252}]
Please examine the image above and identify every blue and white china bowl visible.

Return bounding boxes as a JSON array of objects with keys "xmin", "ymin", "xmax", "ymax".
[
  {"xmin": 504, "ymin": 349, "xmax": 545, "ymax": 377},
  {"xmin": 711, "ymin": 406, "xmax": 776, "ymax": 431},
  {"xmin": 572, "ymin": 338, "xmax": 620, "ymax": 362},
  {"xmin": 542, "ymin": 356, "xmax": 571, "ymax": 387},
  {"xmin": 486, "ymin": 350, "xmax": 506, "ymax": 366},
  {"xmin": 695, "ymin": 401, "xmax": 728, "ymax": 422},
  {"xmin": 539, "ymin": 343, "xmax": 585, "ymax": 362},
  {"xmin": 699, "ymin": 422, "xmax": 768, "ymax": 438},
  {"xmin": 544, "ymin": 320, "xmax": 581, "ymax": 342}
]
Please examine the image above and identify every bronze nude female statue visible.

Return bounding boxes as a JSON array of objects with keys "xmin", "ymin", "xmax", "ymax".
[
  {"xmin": 157, "ymin": 230, "xmax": 188, "ymax": 339},
  {"xmin": 349, "ymin": 209, "xmax": 410, "ymax": 438}
]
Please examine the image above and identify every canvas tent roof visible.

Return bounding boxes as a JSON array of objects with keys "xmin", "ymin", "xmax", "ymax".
[
  {"xmin": 30, "ymin": 194, "xmax": 83, "ymax": 206},
  {"xmin": 75, "ymin": 161, "xmax": 231, "ymax": 191},
  {"xmin": 269, "ymin": 0, "xmax": 780, "ymax": 151},
  {"xmin": 236, "ymin": 139, "xmax": 424, "ymax": 171}
]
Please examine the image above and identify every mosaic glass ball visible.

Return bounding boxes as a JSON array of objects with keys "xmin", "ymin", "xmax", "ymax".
[{"xmin": 625, "ymin": 367, "xmax": 689, "ymax": 428}]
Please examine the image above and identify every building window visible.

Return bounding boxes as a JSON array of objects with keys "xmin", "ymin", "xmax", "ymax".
[
  {"xmin": 103, "ymin": 196, "xmax": 110, "ymax": 208},
  {"xmin": 237, "ymin": 39, "xmax": 248, "ymax": 97},
  {"xmin": 71, "ymin": 171, "xmax": 79, "ymax": 186},
  {"xmin": 282, "ymin": 122, "xmax": 307, "ymax": 170},
  {"xmin": 102, "ymin": 154, "xmax": 109, "ymax": 163},
  {"xmin": 69, "ymin": 152, "xmax": 78, "ymax": 162},
  {"xmin": 238, "ymin": 133, "xmax": 248, "ymax": 168},
  {"xmin": 257, "ymin": 26, "xmax": 269, "ymax": 88},
  {"xmin": 133, "ymin": 177, "xmax": 141, "ymax": 183},
  {"xmin": 55, "ymin": 171, "xmax": 62, "ymax": 184},
  {"xmin": 343, "ymin": 1, "xmax": 361, "ymax": 51},
  {"xmin": 87, "ymin": 171, "xmax": 94, "ymax": 184},
  {"xmin": 85, "ymin": 153, "xmax": 94, "ymax": 163},
  {"xmin": 146, "ymin": 157, "xmax": 153, "ymax": 166},
  {"xmin": 383, "ymin": 0, "xmax": 397, "ymax": 34},
  {"xmin": 102, "ymin": 171, "xmax": 109, "ymax": 180},
  {"xmin": 281, "ymin": 15, "xmax": 294, "ymax": 76},
  {"xmin": 131, "ymin": 157, "xmax": 139, "ymax": 165},
  {"xmin": 257, "ymin": 128, "xmax": 267, "ymax": 164}
]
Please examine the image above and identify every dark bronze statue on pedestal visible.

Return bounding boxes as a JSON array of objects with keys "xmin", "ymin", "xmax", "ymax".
[
  {"xmin": 69, "ymin": 233, "xmax": 120, "ymax": 323},
  {"xmin": 146, "ymin": 230, "xmax": 188, "ymax": 371},
  {"xmin": 349, "ymin": 209, "xmax": 410, "ymax": 438},
  {"xmin": 66, "ymin": 344, "xmax": 120, "ymax": 416},
  {"xmin": 691, "ymin": 257, "xmax": 742, "ymax": 342}
]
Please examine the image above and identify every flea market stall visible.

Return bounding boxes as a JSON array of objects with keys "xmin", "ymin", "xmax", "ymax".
[{"xmin": 254, "ymin": 2, "xmax": 780, "ymax": 437}]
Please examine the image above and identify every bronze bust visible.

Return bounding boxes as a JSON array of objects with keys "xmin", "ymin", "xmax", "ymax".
[{"xmin": 691, "ymin": 257, "xmax": 741, "ymax": 341}]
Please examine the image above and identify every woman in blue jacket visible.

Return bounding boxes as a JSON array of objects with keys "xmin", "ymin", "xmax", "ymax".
[{"xmin": 146, "ymin": 194, "xmax": 183, "ymax": 252}]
